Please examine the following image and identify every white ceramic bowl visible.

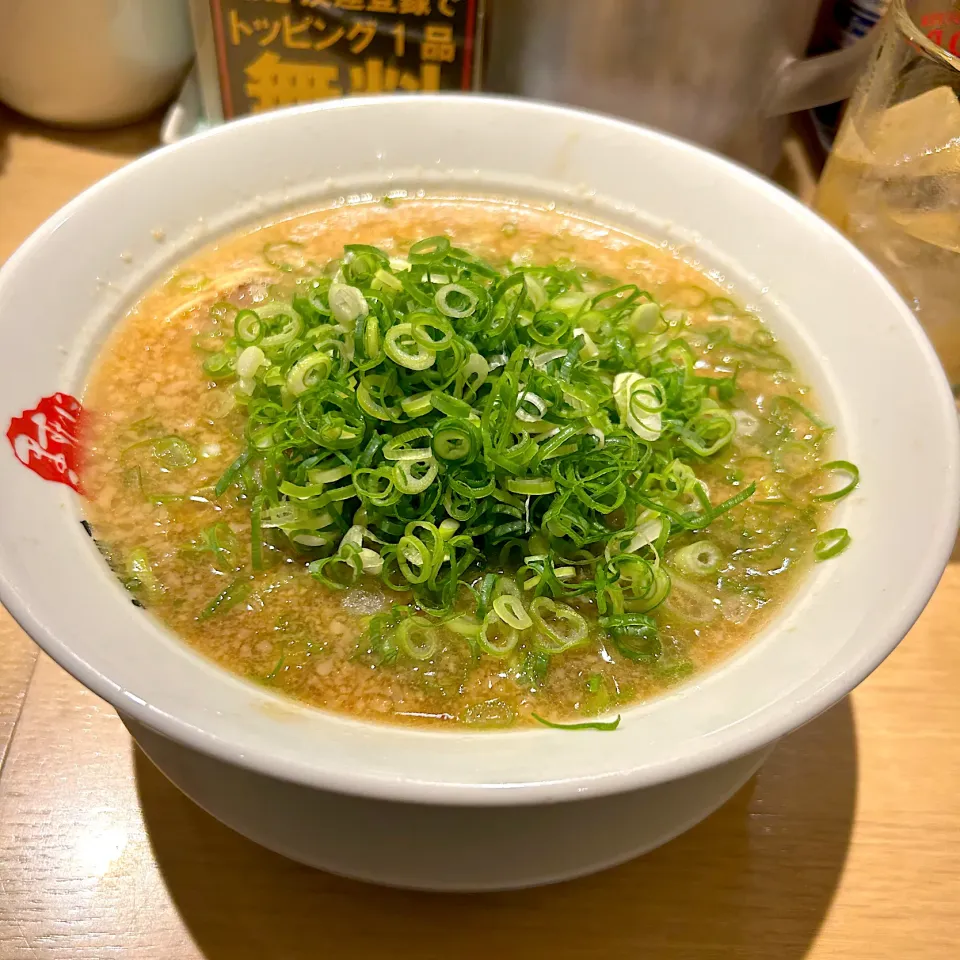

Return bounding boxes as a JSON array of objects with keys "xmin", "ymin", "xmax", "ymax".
[{"xmin": 0, "ymin": 96, "xmax": 957, "ymax": 890}]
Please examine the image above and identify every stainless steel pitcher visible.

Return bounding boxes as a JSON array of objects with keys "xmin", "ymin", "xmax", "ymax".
[{"xmin": 484, "ymin": 0, "xmax": 877, "ymax": 172}]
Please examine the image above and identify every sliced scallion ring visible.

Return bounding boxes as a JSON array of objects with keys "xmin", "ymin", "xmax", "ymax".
[
  {"xmin": 260, "ymin": 313, "xmax": 305, "ymax": 350},
  {"xmin": 601, "ymin": 612, "xmax": 660, "ymax": 662},
  {"xmin": 672, "ymin": 541, "xmax": 722, "ymax": 577},
  {"xmin": 328, "ymin": 281, "xmax": 369, "ymax": 328},
  {"xmin": 531, "ymin": 597, "xmax": 589, "ymax": 653},
  {"xmin": 478, "ymin": 612, "xmax": 520, "ymax": 657},
  {"xmin": 384, "ymin": 322, "xmax": 436, "ymax": 370},
  {"xmin": 432, "ymin": 418, "xmax": 481, "ymax": 464},
  {"xmin": 396, "ymin": 617, "xmax": 440, "ymax": 660},
  {"xmin": 286, "ymin": 353, "xmax": 332, "ymax": 396},
  {"xmin": 815, "ymin": 527, "xmax": 851, "ymax": 561},
  {"xmin": 236, "ymin": 345, "xmax": 266, "ymax": 380},
  {"xmin": 492, "ymin": 594, "xmax": 533, "ymax": 631},
  {"xmin": 505, "ymin": 477, "xmax": 556, "ymax": 495},
  {"xmin": 383, "ymin": 428, "xmax": 433, "ymax": 461},
  {"xmin": 234, "ymin": 309, "xmax": 264, "ymax": 345},
  {"xmin": 187, "ymin": 232, "xmax": 858, "ymax": 684},
  {"xmin": 394, "ymin": 458, "xmax": 438, "ymax": 495},
  {"xmin": 152, "ymin": 436, "xmax": 197, "ymax": 470},
  {"xmin": 680, "ymin": 407, "xmax": 736, "ymax": 457},
  {"xmin": 813, "ymin": 460, "xmax": 860, "ymax": 502},
  {"xmin": 434, "ymin": 283, "xmax": 479, "ymax": 319}
]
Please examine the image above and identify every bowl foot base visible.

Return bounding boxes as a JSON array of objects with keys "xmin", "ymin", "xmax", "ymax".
[{"xmin": 125, "ymin": 716, "xmax": 772, "ymax": 892}]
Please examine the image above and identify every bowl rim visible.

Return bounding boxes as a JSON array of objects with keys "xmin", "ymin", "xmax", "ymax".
[{"xmin": 1, "ymin": 93, "xmax": 958, "ymax": 806}]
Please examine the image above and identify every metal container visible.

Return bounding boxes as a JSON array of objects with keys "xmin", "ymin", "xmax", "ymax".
[{"xmin": 484, "ymin": 0, "xmax": 877, "ymax": 172}]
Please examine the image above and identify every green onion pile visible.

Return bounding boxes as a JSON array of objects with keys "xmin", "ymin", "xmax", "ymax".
[{"xmin": 200, "ymin": 236, "xmax": 851, "ymax": 669}]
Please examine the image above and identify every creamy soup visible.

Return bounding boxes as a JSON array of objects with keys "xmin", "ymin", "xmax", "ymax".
[{"xmin": 80, "ymin": 198, "xmax": 856, "ymax": 729}]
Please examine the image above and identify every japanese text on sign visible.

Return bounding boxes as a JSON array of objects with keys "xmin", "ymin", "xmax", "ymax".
[{"xmin": 209, "ymin": 0, "xmax": 480, "ymax": 118}]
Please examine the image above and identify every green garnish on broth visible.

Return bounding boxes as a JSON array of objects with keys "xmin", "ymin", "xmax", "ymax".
[
  {"xmin": 531, "ymin": 712, "xmax": 622, "ymax": 731},
  {"xmin": 202, "ymin": 240, "xmax": 763, "ymax": 651},
  {"xmin": 814, "ymin": 527, "xmax": 852, "ymax": 562},
  {"xmin": 183, "ymin": 235, "xmax": 858, "ymax": 725},
  {"xmin": 812, "ymin": 460, "xmax": 860, "ymax": 502},
  {"xmin": 81, "ymin": 206, "xmax": 862, "ymax": 731}
]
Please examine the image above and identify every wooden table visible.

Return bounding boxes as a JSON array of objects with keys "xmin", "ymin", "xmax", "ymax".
[{"xmin": 1, "ymin": 104, "xmax": 958, "ymax": 960}]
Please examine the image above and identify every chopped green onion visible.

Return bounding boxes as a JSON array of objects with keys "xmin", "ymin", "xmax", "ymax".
[
  {"xmin": 432, "ymin": 418, "xmax": 480, "ymax": 464},
  {"xmin": 400, "ymin": 392, "xmax": 434, "ymax": 418},
  {"xmin": 662, "ymin": 579, "xmax": 719, "ymax": 624},
  {"xmin": 261, "ymin": 313, "xmax": 304, "ymax": 352},
  {"xmin": 628, "ymin": 301, "xmax": 662, "ymax": 334},
  {"xmin": 710, "ymin": 296, "xmax": 738, "ymax": 316},
  {"xmin": 445, "ymin": 613, "xmax": 482, "ymax": 637},
  {"xmin": 435, "ymin": 283, "xmax": 479, "ymax": 319},
  {"xmin": 250, "ymin": 497, "xmax": 265, "ymax": 571},
  {"xmin": 531, "ymin": 597, "xmax": 589, "ymax": 653},
  {"xmin": 215, "ymin": 450, "xmax": 252, "ymax": 497},
  {"xmin": 478, "ymin": 611, "xmax": 520, "ymax": 657},
  {"xmin": 602, "ymin": 613, "xmax": 660, "ymax": 661},
  {"xmin": 411, "ymin": 312, "xmax": 455, "ymax": 350},
  {"xmin": 383, "ymin": 428, "xmax": 433, "ymax": 461},
  {"xmin": 264, "ymin": 654, "xmax": 285, "ymax": 681},
  {"xmin": 202, "ymin": 351, "xmax": 234, "ymax": 379},
  {"xmin": 815, "ymin": 528, "xmax": 851, "ymax": 561},
  {"xmin": 152, "ymin": 436, "xmax": 196, "ymax": 470},
  {"xmin": 234, "ymin": 309, "xmax": 264, "ymax": 345},
  {"xmin": 505, "ymin": 477, "xmax": 556, "ymax": 495},
  {"xmin": 394, "ymin": 458, "xmax": 438, "ymax": 494},
  {"xmin": 813, "ymin": 460, "xmax": 860, "ymax": 502},
  {"xmin": 613, "ymin": 373, "xmax": 663, "ymax": 441},
  {"xmin": 236, "ymin": 345, "xmax": 266, "ymax": 380},
  {"xmin": 672, "ymin": 541, "xmax": 722, "ymax": 577},
  {"xmin": 199, "ymin": 576, "xmax": 250, "ymax": 620},
  {"xmin": 185, "ymin": 235, "xmax": 857, "ymax": 681},
  {"xmin": 396, "ymin": 616, "xmax": 440, "ymax": 660},
  {"xmin": 679, "ymin": 407, "xmax": 736, "ymax": 457},
  {"xmin": 328, "ymin": 281, "xmax": 368, "ymax": 327},
  {"xmin": 308, "ymin": 549, "xmax": 362, "ymax": 589},
  {"xmin": 384, "ymin": 322, "xmax": 436, "ymax": 370},
  {"xmin": 492, "ymin": 594, "xmax": 532, "ymax": 630},
  {"xmin": 286, "ymin": 353, "xmax": 332, "ymax": 396},
  {"xmin": 374, "ymin": 268, "xmax": 403, "ymax": 292},
  {"xmin": 167, "ymin": 270, "xmax": 209, "ymax": 293},
  {"xmin": 531, "ymin": 713, "xmax": 621, "ymax": 731},
  {"xmin": 409, "ymin": 235, "xmax": 451, "ymax": 261}
]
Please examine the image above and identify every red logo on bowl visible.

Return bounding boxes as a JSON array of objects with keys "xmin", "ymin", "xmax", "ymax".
[{"xmin": 6, "ymin": 393, "xmax": 85, "ymax": 492}]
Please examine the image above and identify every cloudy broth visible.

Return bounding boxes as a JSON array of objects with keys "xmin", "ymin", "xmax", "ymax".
[{"xmin": 81, "ymin": 198, "xmax": 838, "ymax": 729}]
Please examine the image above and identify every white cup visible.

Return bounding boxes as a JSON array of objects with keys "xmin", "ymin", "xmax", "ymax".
[{"xmin": 0, "ymin": 0, "xmax": 194, "ymax": 127}]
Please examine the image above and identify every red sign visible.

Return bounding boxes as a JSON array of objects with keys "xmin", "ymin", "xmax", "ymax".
[
  {"xmin": 6, "ymin": 393, "xmax": 85, "ymax": 492},
  {"xmin": 921, "ymin": 10, "xmax": 960, "ymax": 55}
]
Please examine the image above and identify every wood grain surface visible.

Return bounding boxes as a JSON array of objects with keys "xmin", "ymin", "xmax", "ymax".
[{"xmin": 0, "ymin": 103, "xmax": 958, "ymax": 959}]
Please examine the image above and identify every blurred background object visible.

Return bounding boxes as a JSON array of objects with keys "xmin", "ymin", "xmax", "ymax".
[
  {"xmin": 177, "ymin": 0, "xmax": 875, "ymax": 173},
  {"xmin": 483, "ymin": 0, "xmax": 877, "ymax": 174},
  {"xmin": 808, "ymin": 0, "xmax": 892, "ymax": 150},
  {"xmin": 0, "ymin": 0, "xmax": 194, "ymax": 128},
  {"xmin": 816, "ymin": 0, "xmax": 960, "ymax": 390}
]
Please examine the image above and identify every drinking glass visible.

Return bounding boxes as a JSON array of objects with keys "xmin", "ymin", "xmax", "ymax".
[{"xmin": 816, "ymin": 0, "xmax": 960, "ymax": 391}]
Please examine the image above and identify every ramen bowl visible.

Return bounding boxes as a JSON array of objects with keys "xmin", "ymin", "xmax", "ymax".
[{"xmin": 0, "ymin": 97, "xmax": 956, "ymax": 891}]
